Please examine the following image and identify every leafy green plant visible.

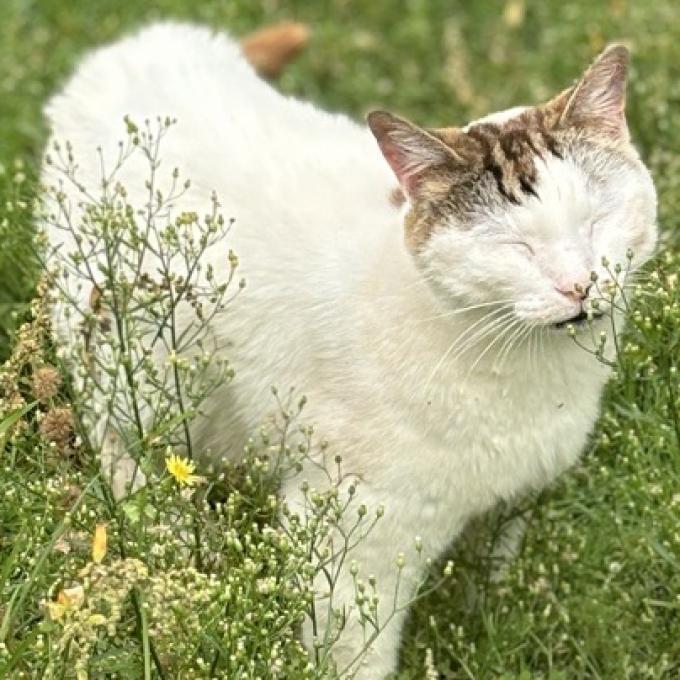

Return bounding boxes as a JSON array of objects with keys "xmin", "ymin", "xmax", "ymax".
[{"xmin": 1, "ymin": 122, "xmax": 445, "ymax": 678}]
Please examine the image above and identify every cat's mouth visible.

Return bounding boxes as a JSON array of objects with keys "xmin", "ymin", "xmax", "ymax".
[{"xmin": 552, "ymin": 310, "xmax": 604, "ymax": 329}]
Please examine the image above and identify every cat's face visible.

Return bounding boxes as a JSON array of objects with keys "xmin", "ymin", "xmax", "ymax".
[{"xmin": 369, "ymin": 45, "xmax": 657, "ymax": 329}]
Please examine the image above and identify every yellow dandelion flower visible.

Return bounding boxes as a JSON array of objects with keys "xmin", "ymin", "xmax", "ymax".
[
  {"xmin": 165, "ymin": 453, "xmax": 199, "ymax": 486},
  {"xmin": 92, "ymin": 522, "xmax": 107, "ymax": 563}
]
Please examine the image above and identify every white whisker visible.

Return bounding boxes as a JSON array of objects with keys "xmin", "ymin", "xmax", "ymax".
[
  {"xmin": 444, "ymin": 310, "xmax": 516, "ymax": 365},
  {"xmin": 420, "ymin": 307, "xmax": 514, "ymax": 396},
  {"xmin": 498, "ymin": 323, "xmax": 532, "ymax": 373},
  {"xmin": 466, "ymin": 316, "xmax": 519, "ymax": 376},
  {"xmin": 493, "ymin": 318, "xmax": 525, "ymax": 371}
]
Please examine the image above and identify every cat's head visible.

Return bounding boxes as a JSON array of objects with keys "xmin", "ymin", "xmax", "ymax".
[{"xmin": 368, "ymin": 45, "xmax": 657, "ymax": 329}]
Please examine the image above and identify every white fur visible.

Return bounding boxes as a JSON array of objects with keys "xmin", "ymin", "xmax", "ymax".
[{"xmin": 43, "ymin": 23, "xmax": 657, "ymax": 678}]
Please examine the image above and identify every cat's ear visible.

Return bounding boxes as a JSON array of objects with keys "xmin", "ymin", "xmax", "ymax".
[
  {"xmin": 367, "ymin": 111, "xmax": 461, "ymax": 198},
  {"xmin": 547, "ymin": 44, "xmax": 630, "ymax": 140}
]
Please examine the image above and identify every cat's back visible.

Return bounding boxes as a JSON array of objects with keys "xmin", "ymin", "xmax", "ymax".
[
  {"xmin": 42, "ymin": 21, "xmax": 398, "ymax": 431},
  {"xmin": 45, "ymin": 22, "xmax": 285, "ymax": 153},
  {"xmin": 44, "ymin": 22, "xmax": 394, "ymax": 284}
]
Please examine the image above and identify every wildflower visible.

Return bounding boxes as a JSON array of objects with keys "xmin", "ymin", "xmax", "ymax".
[
  {"xmin": 87, "ymin": 613, "xmax": 107, "ymax": 627},
  {"xmin": 32, "ymin": 364, "xmax": 62, "ymax": 401},
  {"xmin": 92, "ymin": 523, "xmax": 107, "ymax": 563},
  {"xmin": 424, "ymin": 648, "xmax": 438, "ymax": 680},
  {"xmin": 38, "ymin": 406, "xmax": 74, "ymax": 449},
  {"xmin": 165, "ymin": 453, "xmax": 200, "ymax": 486},
  {"xmin": 46, "ymin": 584, "xmax": 84, "ymax": 621},
  {"xmin": 54, "ymin": 536, "xmax": 71, "ymax": 554}
]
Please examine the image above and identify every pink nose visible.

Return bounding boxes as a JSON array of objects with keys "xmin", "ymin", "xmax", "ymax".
[{"xmin": 555, "ymin": 281, "xmax": 592, "ymax": 303}]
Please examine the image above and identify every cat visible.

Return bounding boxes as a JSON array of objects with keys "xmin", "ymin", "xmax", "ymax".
[{"xmin": 42, "ymin": 22, "xmax": 657, "ymax": 679}]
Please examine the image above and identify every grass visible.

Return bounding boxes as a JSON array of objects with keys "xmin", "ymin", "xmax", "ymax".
[{"xmin": 1, "ymin": 1, "xmax": 679, "ymax": 678}]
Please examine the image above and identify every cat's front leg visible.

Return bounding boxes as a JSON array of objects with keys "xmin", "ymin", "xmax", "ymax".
[
  {"xmin": 487, "ymin": 507, "xmax": 529, "ymax": 584},
  {"xmin": 453, "ymin": 503, "xmax": 531, "ymax": 613},
  {"xmin": 100, "ymin": 426, "xmax": 147, "ymax": 500}
]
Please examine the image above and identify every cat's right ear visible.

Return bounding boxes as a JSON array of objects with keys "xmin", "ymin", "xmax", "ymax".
[{"xmin": 367, "ymin": 111, "xmax": 459, "ymax": 199}]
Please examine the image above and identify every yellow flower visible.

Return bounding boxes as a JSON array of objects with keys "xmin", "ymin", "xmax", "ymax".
[
  {"xmin": 87, "ymin": 613, "xmax": 107, "ymax": 626},
  {"xmin": 92, "ymin": 522, "xmax": 107, "ymax": 563},
  {"xmin": 47, "ymin": 585, "xmax": 84, "ymax": 621},
  {"xmin": 165, "ymin": 453, "xmax": 199, "ymax": 486}
]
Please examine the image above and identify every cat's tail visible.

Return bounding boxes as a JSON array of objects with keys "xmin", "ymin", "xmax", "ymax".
[{"xmin": 241, "ymin": 22, "xmax": 310, "ymax": 79}]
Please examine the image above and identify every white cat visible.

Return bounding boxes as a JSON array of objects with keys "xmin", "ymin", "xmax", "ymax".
[{"xmin": 43, "ymin": 23, "xmax": 657, "ymax": 678}]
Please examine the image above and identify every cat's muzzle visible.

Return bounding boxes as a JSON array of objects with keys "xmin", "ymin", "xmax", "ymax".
[{"xmin": 553, "ymin": 309, "xmax": 605, "ymax": 329}]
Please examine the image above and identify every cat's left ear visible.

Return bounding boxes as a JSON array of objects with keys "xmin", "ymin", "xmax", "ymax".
[{"xmin": 545, "ymin": 44, "xmax": 630, "ymax": 141}]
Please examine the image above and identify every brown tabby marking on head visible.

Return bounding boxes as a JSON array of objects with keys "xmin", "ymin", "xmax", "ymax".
[
  {"xmin": 404, "ymin": 185, "xmax": 447, "ymax": 252},
  {"xmin": 369, "ymin": 44, "xmax": 632, "ymax": 253},
  {"xmin": 433, "ymin": 112, "xmax": 564, "ymax": 207},
  {"xmin": 402, "ymin": 170, "xmax": 483, "ymax": 252},
  {"xmin": 401, "ymin": 101, "xmax": 589, "ymax": 251}
]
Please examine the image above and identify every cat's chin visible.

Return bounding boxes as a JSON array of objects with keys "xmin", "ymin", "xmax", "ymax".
[{"xmin": 550, "ymin": 310, "xmax": 606, "ymax": 332}]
